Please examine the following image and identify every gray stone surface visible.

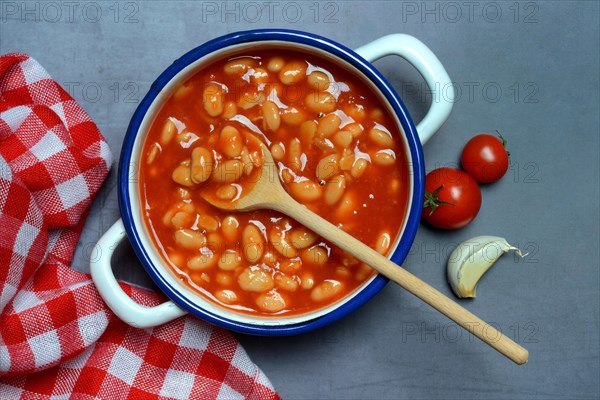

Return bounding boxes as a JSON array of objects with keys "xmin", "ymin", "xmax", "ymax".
[{"xmin": 1, "ymin": 1, "xmax": 598, "ymax": 399}]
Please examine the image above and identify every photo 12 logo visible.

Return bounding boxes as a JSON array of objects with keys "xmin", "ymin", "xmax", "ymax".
[
  {"xmin": 399, "ymin": 1, "xmax": 540, "ymax": 24},
  {"xmin": 62, "ymin": 81, "xmax": 140, "ymax": 104},
  {"xmin": 401, "ymin": 321, "xmax": 540, "ymax": 344},
  {"xmin": 400, "ymin": 81, "xmax": 540, "ymax": 105},
  {"xmin": 405, "ymin": 239, "xmax": 540, "ymax": 264},
  {"xmin": 199, "ymin": 1, "xmax": 340, "ymax": 24},
  {"xmin": 0, "ymin": 1, "xmax": 139, "ymax": 23}
]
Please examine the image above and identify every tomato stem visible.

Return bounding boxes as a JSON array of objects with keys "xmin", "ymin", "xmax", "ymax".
[
  {"xmin": 496, "ymin": 130, "xmax": 511, "ymax": 158},
  {"xmin": 423, "ymin": 185, "xmax": 455, "ymax": 216}
]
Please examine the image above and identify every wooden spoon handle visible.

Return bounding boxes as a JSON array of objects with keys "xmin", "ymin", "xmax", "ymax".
[{"xmin": 275, "ymin": 197, "xmax": 529, "ymax": 365}]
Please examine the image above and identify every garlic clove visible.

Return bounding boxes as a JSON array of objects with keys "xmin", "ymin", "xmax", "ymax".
[{"xmin": 447, "ymin": 236, "xmax": 525, "ymax": 298}]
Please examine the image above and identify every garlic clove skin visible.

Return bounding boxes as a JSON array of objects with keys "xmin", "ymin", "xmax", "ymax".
[{"xmin": 447, "ymin": 236, "xmax": 525, "ymax": 298}]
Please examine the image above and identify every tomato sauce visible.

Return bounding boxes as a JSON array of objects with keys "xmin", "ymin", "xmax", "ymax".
[{"xmin": 139, "ymin": 49, "xmax": 409, "ymax": 316}]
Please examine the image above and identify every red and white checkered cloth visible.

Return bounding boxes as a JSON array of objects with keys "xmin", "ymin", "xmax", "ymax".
[{"xmin": 0, "ymin": 54, "xmax": 281, "ymax": 400}]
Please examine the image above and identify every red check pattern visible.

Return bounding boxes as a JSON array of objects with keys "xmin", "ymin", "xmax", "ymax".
[{"xmin": 0, "ymin": 54, "xmax": 280, "ymax": 400}]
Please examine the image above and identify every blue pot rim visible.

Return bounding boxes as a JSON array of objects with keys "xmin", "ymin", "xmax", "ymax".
[{"xmin": 118, "ymin": 29, "xmax": 425, "ymax": 336}]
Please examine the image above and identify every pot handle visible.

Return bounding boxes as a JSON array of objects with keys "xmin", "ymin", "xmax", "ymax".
[
  {"xmin": 355, "ymin": 34, "xmax": 454, "ymax": 145},
  {"xmin": 90, "ymin": 219, "xmax": 187, "ymax": 328}
]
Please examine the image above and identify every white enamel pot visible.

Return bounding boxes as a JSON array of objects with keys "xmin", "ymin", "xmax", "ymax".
[{"xmin": 91, "ymin": 30, "xmax": 453, "ymax": 335}]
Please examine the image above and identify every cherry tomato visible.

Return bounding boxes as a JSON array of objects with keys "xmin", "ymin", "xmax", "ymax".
[
  {"xmin": 461, "ymin": 132, "xmax": 510, "ymax": 183},
  {"xmin": 422, "ymin": 167, "xmax": 482, "ymax": 230}
]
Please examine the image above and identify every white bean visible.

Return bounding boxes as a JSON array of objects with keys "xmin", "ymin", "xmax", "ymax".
[
  {"xmin": 281, "ymin": 107, "xmax": 306, "ymax": 126},
  {"xmin": 188, "ymin": 251, "xmax": 217, "ymax": 270},
  {"xmin": 193, "ymin": 272, "xmax": 210, "ymax": 284},
  {"xmin": 335, "ymin": 192, "xmax": 357, "ymax": 219},
  {"xmin": 289, "ymin": 179, "xmax": 322, "ymax": 203},
  {"xmin": 277, "ymin": 260, "xmax": 298, "ymax": 276},
  {"xmin": 256, "ymin": 291, "xmax": 286, "ymax": 312},
  {"xmin": 289, "ymin": 227, "xmax": 318, "ymax": 249},
  {"xmin": 345, "ymin": 122, "xmax": 364, "ymax": 138},
  {"xmin": 238, "ymin": 267, "xmax": 274, "ymax": 292},
  {"xmin": 344, "ymin": 103, "xmax": 366, "ymax": 121},
  {"xmin": 203, "ymin": 83, "xmax": 224, "ymax": 117},
  {"xmin": 162, "ymin": 209, "xmax": 176, "ymax": 226},
  {"xmin": 332, "ymin": 130, "xmax": 353, "ymax": 148},
  {"xmin": 275, "ymin": 275, "xmax": 299, "ymax": 292},
  {"xmin": 179, "ymin": 202, "xmax": 195, "ymax": 214},
  {"xmin": 216, "ymin": 184, "xmax": 237, "ymax": 200},
  {"xmin": 270, "ymin": 142, "xmax": 285, "ymax": 161},
  {"xmin": 218, "ymin": 249, "xmax": 242, "ymax": 271},
  {"xmin": 238, "ymin": 90, "xmax": 265, "ymax": 110},
  {"xmin": 251, "ymin": 67, "xmax": 269, "ymax": 84},
  {"xmin": 146, "ymin": 143, "xmax": 160, "ymax": 165},
  {"xmin": 287, "ymin": 138, "xmax": 303, "ymax": 173},
  {"xmin": 307, "ymin": 71, "xmax": 330, "ymax": 91},
  {"xmin": 262, "ymin": 101, "xmax": 281, "ymax": 132},
  {"xmin": 172, "ymin": 163, "xmax": 194, "ymax": 187},
  {"xmin": 299, "ymin": 120, "xmax": 317, "ymax": 146},
  {"xmin": 316, "ymin": 153, "xmax": 340, "ymax": 182},
  {"xmin": 171, "ymin": 211, "xmax": 195, "ymax": 229},
  {"xmin": 324, "ymin": 174, "xmax": 346, "ymax": 205},
  {"xmin": 368, "ymin": 127, "xmax": 394, "ymax": 147},
  {"xmin": 216, "ymin": 272, "xmax": 233, "ymax": 286},
  {"xmin": 224, "ymin": 58, "xmax": 256, "ymax": 75},
  {"xmin": 222, "ymin": 101, "xmax": 238, "ymax": 119},
  {"xmin": 269, "ymin": 227, "xmax": 298, "ymax": 258},
  {"xmin": 267, "ymin": 56, "xmax": 284, "ymax": 72},
  {"xmin": 280, "ymin": 168, "xmax": 294, "ymax": 184},
  {"xmin": 375, "ymin": 231, "xmax": 392, "ymax": 255},
  {"xmin": 219, "ymin": 126, "xmax": 243, "ymax": 158},
  {"xmin": 310, "ymin": 280, "xmax": 343, "ymax": 302},
  {"xmin": 242, "ymin": 224, "xmax": 264, "ymax": 263},
  {"xmin": 206, "ymin": 232, "xmax": 223, "ymax": 252},
  {"xmin": 239, "ymin": 147, "xmax": 254, "ymax": 176},
  {"xmin": 160, "ymin": 119, "xmax": 176, "ymax": 146},
  {"xmin": 313, "ymin": 138, "xmax": 335, "ymax": 152},
  {"xmin": 373, "ymin": 150, "xmax": 396, "ymax": 166},
  {"xmin": 190, "ymin": 147, "xmax": 214, "ymax": 184},
  {"xmin": 350, "ymin": 157, "xmax": 369, "ymax": 178},
  {"xmin": 174, "ymin": 229, "xmax": 206, "ymax": 250},
  {"xmin": 301, "ymin": 245, "xmax": 329, "ymax": 266},
  {"xmin": 197, "ymin": 215, "xmax": 219, "ymax": 232},
  {"xmin": 174, "ymin": 84, "xmax": 192, "ymax": 100},
  {"xmin": 279, "ymin": 60, "xmax": 307, "ymax": 85},
  {"xmin": 317, "ymin": 114, "xmax": 341, "ymax": 138},
  {"xmin": 221, "ymin": 216, "xmax": 239, "ymax": 242},
  {"xmin": 305, "ymin": 91, "xmax": 336, "ymax": 114},
  {"xmin": 300, "ymin": 272, "xmax": 315, "ymax": 289},
  {"xmin": 215, "ymin": 289, "xmax": 238, "ymax": 304}
]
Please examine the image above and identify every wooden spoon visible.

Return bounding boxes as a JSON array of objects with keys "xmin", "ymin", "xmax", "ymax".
[{"xmin": 202, "ymin": 136, "xmax": 529, "ymax": 365}]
